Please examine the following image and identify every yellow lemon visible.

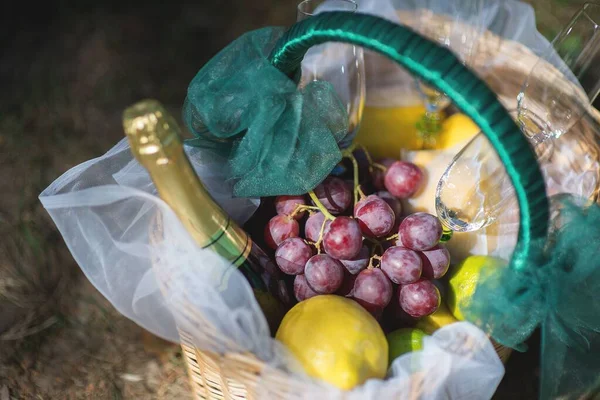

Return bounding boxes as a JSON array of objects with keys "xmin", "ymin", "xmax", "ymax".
[
  {"xmin": 386, "ymin": 328, "xmax": 428, "ymax": 364},
  {"xmin": 275, "ymin": 295, "xmax": 388, "ymax": 390},
  {"xmin": 357, "ymin": 108, "xmax": 478, "ymax": 159},
  {"xmin": 435, "ymin": 113, "xmax": 480, "ymax": 150},
  {"xmin": 356, "ymin": 105, "xmax": 429, "ymax": 158},
  {"xmin": 446, "ymin": 255, "xmax": 505, "ymax": 321},
  {"xmin": 415, "ymin": 301, "xmax": 459, "ymax": 334}
]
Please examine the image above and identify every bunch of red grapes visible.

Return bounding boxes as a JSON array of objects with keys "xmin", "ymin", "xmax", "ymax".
[{"xmin": 263, "ymin": 155, "xmax": 451, "ymax": 321}]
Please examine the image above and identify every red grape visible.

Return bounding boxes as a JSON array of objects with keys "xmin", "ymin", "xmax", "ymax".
[
  {"xmin": 376, "ymin": 191, "xmax": 403, "ymax": 228},
  {"xmin": 384, "ymin": 161, "xmax": 423, "ymax": 198},
  {"xmin": 275, "ymin": 195, "xmax": 306, "ymax": 219},
  {"xmin": 398, "ymin": 280, "xmax": 440, "ymax": 318},
  {"xmin": 264, "ymin": 215, "xmax": 300, "ymax": 249},
  {"xmin": 353, "ymin": 268, "xmax": 393, "ymax": 308},
  {"xmin": 304, "ymin": 254, "xmax": 344, "ymax": 294},
  {"xmin": 399, "ymin": 213, "xmax": 442, "ymax": 251},
  {"xmin": 372, "ymin": 158, "xmax": 396, "ymax": 191},
  {"xmin": 304, "ymin": 212, "xmax": 330, "ymax": 243},
  {"xmin": 336, "ymin": 271, "xmax": 357, "ymax": 296},
  {"xmin": 381, "ymin": 246, "xmax": 422, "ymax": 285},
  {"xmin": 381, "ymin": 289, "xmax": 418, "ymax": 331},
  {"xmin": 420, "ymin": 245, "xmax": 451, "ymax": 279},
  {"xmin": 354, "ymin": 195, "xmax": 395, "ymax": 238},
  {"xmin": 323, "ymin": 217, "xmax": 363, "ymax": 260},
  {"xmin": 340, "ymin": 245, "xmax": 369, "ymax": 275},
  {"xmin": 275, "ymin": 238, "xmax": 313, "ymax": 275},
  {"xmin": 313, "ymin": 177, "xmax": 352, "ymax": 214},
  {"xmin": 294, "ymin": 274, "xmax": 319, "ymax": 302}
]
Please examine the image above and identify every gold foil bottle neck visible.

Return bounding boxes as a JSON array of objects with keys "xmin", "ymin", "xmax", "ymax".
[{"xmin": 123, "ymin": 99, "xmax": 180, "ymax": 161}]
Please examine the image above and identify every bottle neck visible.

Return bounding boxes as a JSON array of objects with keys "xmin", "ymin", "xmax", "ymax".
[{"xmin": 124, "ymin": 101, "xmax": 251, "ymax": 266}]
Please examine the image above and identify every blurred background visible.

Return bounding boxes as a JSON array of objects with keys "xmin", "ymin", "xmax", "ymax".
[{"xmin": 0, "ymin": 0, "xmax": 592, "ymax": 398}]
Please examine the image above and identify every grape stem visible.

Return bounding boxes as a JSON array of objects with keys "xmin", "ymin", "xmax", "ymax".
[
  {"xmin": 365, "ymin": 237, "xmax": 385, "ymax": 257},
  {"xmin": 367, "ymin": 254, "xmax": 382, "ymax": 269},
  {"xmin": 341, "ymin": 144, "xmax": 360, "ymax": 206},
  {"xmin": 314, "ymin": 217, "xmax": 329, "ymax": 254},
  {"xmin": 372, "ymin": 162, "xmax": 387, "ymax": 172},
  {"xmin": 289, "ymin": 204, "xmax": 320, "ymax": 219},
  {"xmin": 357, "ymin": 185, "xmax": 367, "ymax": 200},
  {"xmin": 307, "ymin": 190, "xmax": 335, "ymax": 220},
  {"xmin": 384, "ymin": 233, "xmax": 399, "ymax": 242},
  {"xmin": 357, "ymin": 144, "xmax": 374, "ymax": 169}
]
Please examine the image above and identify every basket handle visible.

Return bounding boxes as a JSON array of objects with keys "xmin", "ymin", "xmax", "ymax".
[{"xmin": 269, "ymin": 11, "xmax": 548, "ymax": 272}]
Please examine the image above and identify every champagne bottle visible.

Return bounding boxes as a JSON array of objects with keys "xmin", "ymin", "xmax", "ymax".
[{"xmin": 123, "ymin": 99, "xmax": 291, "ymax": 332}]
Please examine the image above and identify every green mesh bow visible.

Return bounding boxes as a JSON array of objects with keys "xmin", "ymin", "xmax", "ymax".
[
  {"xmin": 466, "ymin": 196, "xmax": 600, "ymax": 399},
  {"xmin": 183, "ymin": 27, "xmax": 349, "ymax": 197}
]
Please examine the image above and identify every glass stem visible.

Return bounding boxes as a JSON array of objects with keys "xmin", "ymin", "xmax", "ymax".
[{"xmin": 416, "ymin": 110, "xmax": 443, "ymax": 150}]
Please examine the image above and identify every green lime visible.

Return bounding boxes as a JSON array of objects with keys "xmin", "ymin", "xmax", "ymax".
[
  {"xmin": 447, "ymin": 255, "xmax": 504, "ymax": 321},
  {"xmin": 386, "ymin": 328, "xmax": 428, "ymax": 364}
]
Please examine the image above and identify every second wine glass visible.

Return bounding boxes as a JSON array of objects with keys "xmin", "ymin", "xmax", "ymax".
[
  {"xmin": 518, "ymin": 2, "xmax": 600, "ymax": 143},
  {"xmin": 436, "ymin": 3, "xmax": 600, "ymax": 233},
  {"xmin": 297, "ymin": 0, "xmax": 366, "ymax": 149}
]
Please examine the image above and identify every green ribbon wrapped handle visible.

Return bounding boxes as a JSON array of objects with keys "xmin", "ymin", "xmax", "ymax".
[{"xmin": 268, "ymin": 11, "xmax": 549, "ymax": 277}]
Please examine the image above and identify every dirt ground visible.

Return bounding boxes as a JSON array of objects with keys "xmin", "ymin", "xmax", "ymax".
[{"xmin": 0, "ymin": 0, "xmax": 589, "ymax": 398}]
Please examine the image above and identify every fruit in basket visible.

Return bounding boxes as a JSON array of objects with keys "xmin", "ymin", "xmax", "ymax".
[
  {"xmin": 340, "ymin": 245, "xmax": 370, "ymax": 275},
  {"xmin": 275, "ymin": 195, "xmax": 307, "ymax": 219},
  {"xmin": 275, "ymin": 238, "xmax": 313, "ymax": 275},
  {"xmin": 376, "ymin": 191, "xmax": 402, "ymax": 226},
  {"xmin": 304, "ymin": 254, "xmax": 345, "ymax": 294},
  {"xmin": 293, "ymin": 275, "xmax": 319, "ymax": 302},
  {"xmin": 372, "ymin": 158, "xmax": 395, "ymax": 190},
  {"xmin": 384, "ymin": 161, "xmax": 423, "ymax": 198},
  {"xmin": 304, "ymin": 211, "xmax": 330, "ymax": 243},
  {"xmin": 354, "ymin": 195, "xmax": 395, "ymax": 237},
  {"xmin": 356, "ymin": 104, "xmax": 429, "ymax": 157},
  {"xmin": 387, "ymin": 328, "xmax": 428, "ymax": 363},
  {"xmin": 434, "ymin": 113, "xmax": 480, "ymax": 150},
  {"xmin": 398, "ymin": 280, "xmax": 441, "ymax": 318},
  {"xmin": 381, "ymin": 246, "xmax": 422, "ymax": 285},
  {"xmin": 447, "ymin": 255, "xmax": 504, "ymax": 321},
  {"xmin": 323, "ymin": 216, "xmax": 362, "ymax": 260},
  {"xmin": 313, "ymin": 177, "xmax": 352, "ymax": 214},
  {"xmin": 414, "ymin": 301, "xmax": 458, "ymax": 334},
  {"xmin": 420, "ymin": 244, "xmax": 451, "ymax": 279},
  {"xmin": 353, "ymin": 268, "xmax": 393, "ymax": 309},
  {"xmin": 399, "ymin": 212, "xmax": 443, "ymax": 251},
  {"xmin": 276, "ymin": 295, "xmax": 388, "ymax": 390},
  {"xmin": 264, "ymin": 144, "xmax": 455, "ymax": 333},
  {"xmin": 264, "ymin": 215, "xmax": 299, "ymax": 249}
]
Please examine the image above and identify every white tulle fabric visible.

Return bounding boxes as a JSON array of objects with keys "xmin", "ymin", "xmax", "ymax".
[{"xmin": 40, "ymin": 139, "xmax": 504, "ymax": 398}]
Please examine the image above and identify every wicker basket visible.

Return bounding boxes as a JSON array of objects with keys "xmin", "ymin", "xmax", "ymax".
[{"xmin": 169, "ymin": 12, "xmax": 600, "ymax": 400}]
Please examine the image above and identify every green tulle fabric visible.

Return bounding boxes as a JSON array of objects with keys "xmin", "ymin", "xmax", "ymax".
[
  {"xmin": 465, "ymin": 196, "xmax": 600, "ymax": 399},
  {"xmin": 183, "ymin": 27, "xmax": 349, "ymax": 197}
]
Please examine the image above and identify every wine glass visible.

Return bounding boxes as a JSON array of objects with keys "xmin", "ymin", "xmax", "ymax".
[
  {"xmin": 297, "ymin": 0, "xmax": 366, "ymax": 149},
  {"xmin": 412, "ymin": 0, "xmax": 485, "ymax": 148},
  {"xmin": 435, "ymin": 110, "xmax": 519, "ymax": 232},
  {"xmin": 436, "ymin": 3, "xmax": 600, "ymax": 233},
  {"xmin": 518, "ymin": 2, "xmax": 600, "ymax": 143}
]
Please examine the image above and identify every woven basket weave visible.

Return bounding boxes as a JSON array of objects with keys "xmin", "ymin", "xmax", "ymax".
[{"xmin": 171, "ymin": 12, "xmax": 600, "ymax": 400}]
